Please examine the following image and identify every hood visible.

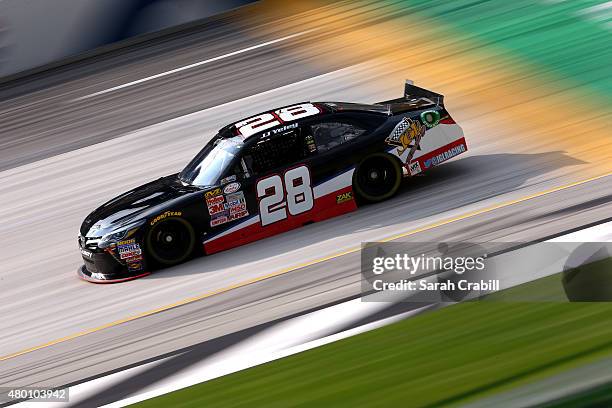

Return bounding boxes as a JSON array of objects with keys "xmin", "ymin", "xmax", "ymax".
[{"xmin": 80, "ymin": 174, "xmax": 198, "ymax": 237}]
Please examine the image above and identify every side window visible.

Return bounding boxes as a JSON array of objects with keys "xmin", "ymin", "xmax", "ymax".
[
  {"xmin": 308, "ymin": 121, "xmax": 366, "ymax": 153},
  {"xmin": 241, "ymin": 129, "xmax": 307, "ymax": 177}
]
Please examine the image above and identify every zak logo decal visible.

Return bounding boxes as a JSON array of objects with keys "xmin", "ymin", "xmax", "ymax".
[
  {"xmin": 386, "ymin": 117, "xmax": 425, "ymax": 156},
  {"xmin": 336, "ymin": 191, "xmax": 353, "ymax": 204}
]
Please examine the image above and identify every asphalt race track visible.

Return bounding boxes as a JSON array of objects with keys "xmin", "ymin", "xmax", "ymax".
[{"xmin": 1, "ymin": 0, "xmax": 611, "ymax": 403}]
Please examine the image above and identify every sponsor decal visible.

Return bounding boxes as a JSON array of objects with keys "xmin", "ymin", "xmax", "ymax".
[
  {"xmin": 117, "ymin": 238, "xmax": 142, "ymax": 260},
  {"xmin": 336, "ymin": 191, "xmax": 353, "ymax": 204},
  {"xmin": 206, "ymin": 193, "xmax": 226, "ymax": 216},
  {"xmin": 423, "ymin": 144, "xmax": 466, "ymax": 168},
  {"xmin": 225, "ymin": 191, "xmax": 248, "ymax": 219},
  {"xmin": 386, "ymin": 117, "xmax": 425, "ymax": 156},
  {"xmin": 420, "ymin": 110, "xmax": 441, "ymax": 128},
  {"xmin": 90, "ymin": 272, "xmax": 106, "ymax": 280},
  {"xmin": 209, "ymin": 191, "xmax": 249, "ymax": 226},
  {"xmin": 119, "ymin": 250, "xmax": 141, "ymax": 261},
  {"xmin": 305, "ymin": 134, "xmax": 317, "ymax": 153},
  {"xmin": 206, "ymin": 195, "xmax": 224, "ymax": 206},
  {"xmin": 229, "ymin": 209, "xmax": 249, "ymax": 220},
  {"xmin": 205, "ymin": 188, "xmax": 222, "ymax": 199},
  {"xmin": 229, "ymin": 204, "xmax": 247, "ymax": 216},
  {"xmin": 126, "ymin": 253, "xmax": 144, "ymax": 271},
  {"xmin": 223, "ymin": 182, "xmax": 241, "ymax": 194},
  {"xmin": 408, "ymin": 160, "xmax": 422, "ymax": 176},
  {"xmin": 211, "ymin": 215, "xmax": 229, "ymax": 227},
  {"xmin": 226, "ymin": 191, "xmax": 246, "ymax": 206},
  {"xmin": 80, "ymin": 249, "xmax": 93, "ymax": 258},
  {"xmin": 150, "ymin": 210, "xmax": 182, "ymax": 226},
  {"xmin": 208, "ymin": 201, "xmax": 226, "ymax": 216},
  {"xmin": 220, "ymin": 175, "xmax": 237, "ymax": 185},
  {"xmin": 207, "ymin": 192, "xmax": 226, "ymax": 216}
]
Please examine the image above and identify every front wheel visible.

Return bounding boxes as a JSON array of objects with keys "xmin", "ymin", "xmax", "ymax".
[
  {"xmin": 145, "ymin": 218, "xmax": 195, "ymax": 266},
  {"xmin": 353, "ymin": 153, "xmax": 402, "ymax": 203}
]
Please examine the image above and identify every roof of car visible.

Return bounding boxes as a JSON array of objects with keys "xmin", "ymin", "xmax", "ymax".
[
  {"xmin": 218, "ymin": 101, "xmax": 389, "ymax": 139},
  {"xmin": 318, "ymin": 102, "xmax": 390, "ymax": 114}
]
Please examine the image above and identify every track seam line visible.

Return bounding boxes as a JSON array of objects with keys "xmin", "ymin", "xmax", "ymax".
[
  {"xmin": 72, "ymin": 29, "xmax": 318, "ymax": 101},
  {"xmin": 1, "ymin": 171, "xmax": 610, "ymax": 362}
]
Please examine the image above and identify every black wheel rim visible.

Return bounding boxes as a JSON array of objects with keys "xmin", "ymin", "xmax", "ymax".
[
  {"xmin": 150, "ymin": 219, "xmax": 192, "ymax": 263},
  {"xmin": 357, "ymin": 156, "xmax": 397, "ymax": 198}
]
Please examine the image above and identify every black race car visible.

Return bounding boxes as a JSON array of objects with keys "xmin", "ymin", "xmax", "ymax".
[{"xmin": 78, "ymin": 81, "xmax": 467, "ymax": 282}]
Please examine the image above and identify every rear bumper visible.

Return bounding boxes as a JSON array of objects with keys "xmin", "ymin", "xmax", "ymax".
[
  {"xmin": 407, "ymin": 136, "xmax": 467, "ymax": 175},
  {"xmin": 77, "ymin": 264, "xmax": 150, "ymax": 283}
]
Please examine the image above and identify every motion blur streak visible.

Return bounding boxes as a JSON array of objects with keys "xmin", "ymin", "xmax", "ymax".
[
  {"xmin": 74, "ymin": 29, "xmax": 318, "ymax": 101},
  {"xmin": 250, "ymin": 0, "xmax": 612, "ymax": 174},
  {"xmin": 0, "ymin": 0, "xmax": 611, "ymax": 399}
]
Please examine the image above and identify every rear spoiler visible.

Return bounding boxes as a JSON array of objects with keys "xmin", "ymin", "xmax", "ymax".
[
  {"xmin": 377, "ymin": 80, "xmax": 444, "ymax": 108},
  {"xmin": 404, "ymin": 80, "xmax": 444, "ymax": 106}
]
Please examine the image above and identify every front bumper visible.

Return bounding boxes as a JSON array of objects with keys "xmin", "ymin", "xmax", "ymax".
[
  {"xmin": 78, "ymin": 264, "xmax": 150, "ymax": 283},
  {"xmin": 78, "ymin": 241, "xmax": 149, "ymax": 283}
]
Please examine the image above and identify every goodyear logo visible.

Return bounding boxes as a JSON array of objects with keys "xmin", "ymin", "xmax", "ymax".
[
  {"xmin": 150, "ymin": 210, "xmax": 182, "ymax": 226},
  {"xmin": 336, "ymin": 191, "xmax": 353, "ymax": 204}
]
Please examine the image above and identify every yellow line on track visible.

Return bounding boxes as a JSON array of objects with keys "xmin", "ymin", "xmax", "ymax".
[{"xmin": 1, "ymin": 171, "xmax": 610, "ymax": 362}]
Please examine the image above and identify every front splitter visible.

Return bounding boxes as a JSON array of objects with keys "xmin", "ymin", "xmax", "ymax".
[{"xmin": 77, "ymin": 264, "xmax": 151, "ymax": 284}]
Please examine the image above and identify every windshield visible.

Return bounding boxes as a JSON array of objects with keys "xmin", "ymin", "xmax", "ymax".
[{"xmin": 179, "ymin": 136, "xmax": 243, "ymax": 186}]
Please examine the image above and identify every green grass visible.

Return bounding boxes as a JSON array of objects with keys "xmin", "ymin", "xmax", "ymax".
[{"xmin": 133, "ymin": 269, "xmax": 612, "ymax": 408}]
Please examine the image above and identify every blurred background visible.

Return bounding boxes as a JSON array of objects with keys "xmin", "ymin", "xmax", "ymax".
[
  {"xmin": 0, "ymin": 0, "xmax": 254, "ymax": 78},
  {"xmin": 0, "ymin": 1, "xmax": 610, "ymax": 407}
]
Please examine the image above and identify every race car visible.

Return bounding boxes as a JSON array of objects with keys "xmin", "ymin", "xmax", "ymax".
[{"xmin": 78, "ymin": 81, "xmax": 467, "ymax": 283}]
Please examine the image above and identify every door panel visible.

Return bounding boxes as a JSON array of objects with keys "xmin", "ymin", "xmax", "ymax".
[{"xmin": 203, "ymin": 123, "xmax": 357, "ymax": 254}]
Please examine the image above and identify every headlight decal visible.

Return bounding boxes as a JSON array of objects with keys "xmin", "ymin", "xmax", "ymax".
[{"xmin": 98, "ymin": 220, "xmax": 145, "ymax": 248}]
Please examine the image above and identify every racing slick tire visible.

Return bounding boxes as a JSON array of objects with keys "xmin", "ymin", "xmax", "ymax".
[
  {"xmin": 353, "ymin": 153, "xmax": 402, "ymax": 203},
  {"xmin": 145, "ymin": 217, "xmax": 196, "ymax": 266}
]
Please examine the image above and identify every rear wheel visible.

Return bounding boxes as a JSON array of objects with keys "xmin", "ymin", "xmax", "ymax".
[
  {"xmin": 146, "ymin": 218, "xmax": 195, "ymax": 266},
  {"xmin": 353, "ymin": 153, "xmax": 402, "ymax": 203}
]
